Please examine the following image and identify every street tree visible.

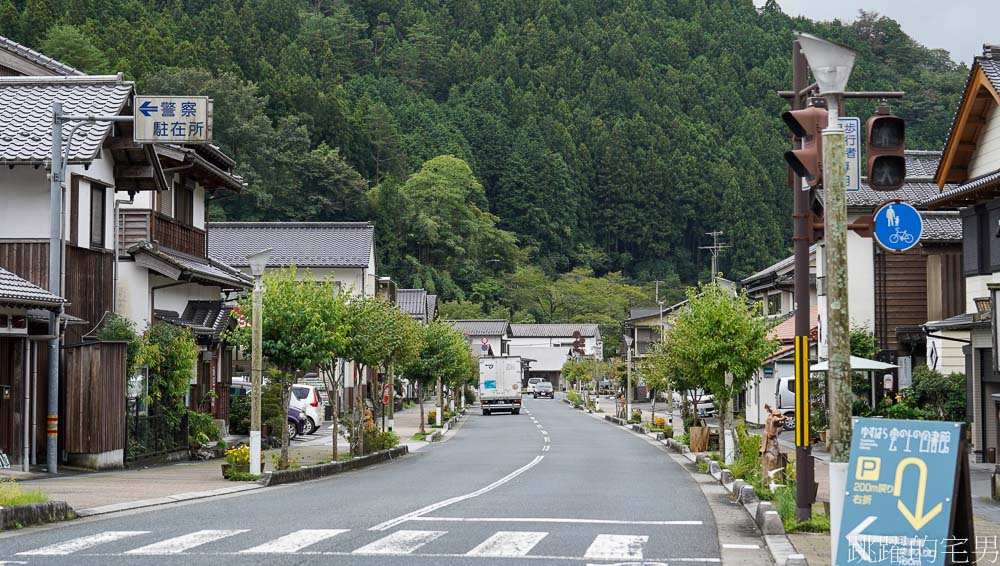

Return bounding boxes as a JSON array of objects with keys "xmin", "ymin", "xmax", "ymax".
[
  {"xmin": 228, "ymin": 268, "xmax": 348, "ymax": 469},
  {"xmin": 639, "ymin": 341, "xmax": 672, "ymax": 425},
  {"xmin": 402, "ymin": 321, "xmax": 473, "ymax": 435},
  {"xmin": 663, "ymin": 282, "xmax": 777, "ymax": 460}
]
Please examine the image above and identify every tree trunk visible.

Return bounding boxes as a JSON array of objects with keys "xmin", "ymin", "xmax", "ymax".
[
  {"xmin": 418, "ymin": 383, "xmax": 426, "ymax": 435},
  {"xmin": 279, "ymin": 374, "xmax": 292, "ymax": 470}
]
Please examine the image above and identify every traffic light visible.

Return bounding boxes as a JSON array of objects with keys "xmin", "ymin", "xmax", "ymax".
[
  {"xmin": 866, "ymin": 104, "xmax": 906, "ymax": 191},
  {"xmin": 782, "ymin": 105, "xmax": 828, "ymax": 188}
]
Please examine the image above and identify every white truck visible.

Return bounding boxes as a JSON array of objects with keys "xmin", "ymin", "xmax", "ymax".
[{"xmin": 479, "ymin": 356, "xmax": 523, "ymax": 415}]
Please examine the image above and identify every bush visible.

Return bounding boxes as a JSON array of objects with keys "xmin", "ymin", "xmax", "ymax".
[
  {"xmin": 772, "ymin": 483, "xmax": 831, "ymax": 533},
  {"xmin": 629, "ymin": 409, "xmax": 642, "ymax": 423},
  {"xmin": 676, "ymin": 433, "xmax": 689, "ymax": 446},
  {"xmin": 364, "ymin": 430, "xmax": 399, "ymax": 453},
  {"xmin": 464, "ymin": 387, "xmax": 477, "ymax": 405},
  {"xmin": 653, "ymin": 416, "xmax": 666, "ymax": 428},
  {"xmin": 226, "ymin": 472, "xmax": 261, "ymax": 482},
  {"xmin": 188, "ymin": 410, "xmax": 221, "ymax": 447},
  {"xmin": 229, "ymin": 394, "xmax": 250, "ymax": 435},
  {"xmin": 567, "ymin": 390, "xmax": 582, "ymax": 407},
  {"xmin": 224, "ymin": 444, "xmax": 250, "ymax": 466},
  {"xmin": 428, "ymin": 410, "xmax": 437, "ymax": 425}
]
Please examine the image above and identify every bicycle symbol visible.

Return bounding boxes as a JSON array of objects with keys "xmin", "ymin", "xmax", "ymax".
[{"xmin": 888, "ymin": 227, "xmax": 914, "ymax": 245}]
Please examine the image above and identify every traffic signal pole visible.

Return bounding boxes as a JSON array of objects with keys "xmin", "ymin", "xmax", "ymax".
[{"xmin": 790, "ymin": 41, "xmax": 815, "ymax": 523}]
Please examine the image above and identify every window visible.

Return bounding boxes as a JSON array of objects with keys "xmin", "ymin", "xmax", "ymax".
[
  {"xmin": 766, "ymin": 294, "xmax": 781, "ymax": 315},
  {"xmin": 90, "ymin": 185, "xmax": 106, "ymax": 248},
  {"xmin": 175, "ymin": 182, "xmax": 194, "ymax": 226}
]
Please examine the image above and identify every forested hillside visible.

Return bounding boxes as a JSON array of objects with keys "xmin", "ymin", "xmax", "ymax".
[{"xmin": 1, "ymin": 0, "xmax": 968, "ymax": 331}]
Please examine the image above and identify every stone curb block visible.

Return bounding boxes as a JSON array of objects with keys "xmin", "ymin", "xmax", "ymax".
[
  {"xmin": 0, "ymin": 501, "xmax": 75, "ymax": 531},
  {"xmin": 720, "ymin": 469, "xmax": 735, "ymax": 487},
  {"xmin": 786, "ymin": 553, "xmax": 809, "ymax": 566},
  {"xmin": 761, "ymin": 510, "xmax": 785, "ymax": 535},
  {"xmin": 738, "ymin": 484, "xmax": 759, "ymax": 504},
  {"xmin": 708, "ymin": 460, "xmax": 722, "ymax": 479},
  {"xmin": 426, "ymin": 431, "xmax": 441, "ymax": 442},
  {"xmin": 755, "ymin": 501, "xmax": 774, "ymax": 527},
  {"xmin": 261, "ymin": 446, "xmax": 409, "ymax": 487}
]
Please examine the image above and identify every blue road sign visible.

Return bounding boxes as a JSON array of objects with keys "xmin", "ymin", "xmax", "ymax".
[
  {"xmin": 873, "ymin": 201, "xmax": 922, "ymax": 253},
  {"xmin": 837, "ymin": 417, "xmax": 964, "ymax": 566}
]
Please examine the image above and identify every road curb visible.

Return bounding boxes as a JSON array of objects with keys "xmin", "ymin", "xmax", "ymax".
[
  {"xmin": 261, "ymin": 446, "xmax": 410, "ymax": 487},
  {"xmin": 76, "ymin": 484, "xmax": 264, "ymax": 517},
  {"xmin": 0, "ymin": 501, "xmax": 75, "ymax": 530},
  {"xmin": 585, "ymin": 404, "xmax": 804, "ymax": 565}
]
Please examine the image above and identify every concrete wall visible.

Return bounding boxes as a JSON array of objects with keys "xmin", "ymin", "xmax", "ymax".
[
  {"xmin": 970, "ymin": 104, "xmax": 1000, "ymax": 178},
  {"xmin": 116, "ymin": 261, "xmax": 150, "ymax": 330}
]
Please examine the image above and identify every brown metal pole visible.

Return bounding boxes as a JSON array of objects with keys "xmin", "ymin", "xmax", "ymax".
[{"xmin": 791, "ymin": 40, "xmax": 816, "ymax": 523}]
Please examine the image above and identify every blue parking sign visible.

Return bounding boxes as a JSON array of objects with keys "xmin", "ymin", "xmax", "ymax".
[
  {"xmin": 873, "ymin": 201, "xmax": 922, "ymax": 253},
  {"xmin": 837, "ymin": 417, "xmax": 970, "ymax": 565}
]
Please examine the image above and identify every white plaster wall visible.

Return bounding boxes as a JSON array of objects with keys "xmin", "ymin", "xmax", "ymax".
[
  {"xmin": 745, "ymin": 361, "xmax": 794, "ymax": 425},
  {"xmin": 117, "ymin": 261, "xmax": 150, "ymax": 330},
  {"xmin": 120, "ymin": 189, "xmax": 155, "ymax": 209},
  {"xmin": 153, "ymin": 279, "xmax": 223, "ymax": 316},
  {"xmin": 193, "ymin": 185, "xmax": 206, "ymax": 230},
  {"xmin": 66, "ymin": 148, "xmax": 115, "ymax": 187},
  {"xmin": 847, "ymin": 212, "xmax": 875, "ymax": 332},
  {"xmin": 965, "ymin": 274, "xmax": 999, "ymax": 313},
  {"xmin": 0, "ymin": 166, "xmax": 51, "ymax": 238},
  {"xmin": 970, "ymin": 104, "xmax": 1000, "ymax": 178},
  {"xmin": 243, "ymin": 266, "xmax": 371, "ymax": 297},
  {"xmin": 925, "ymin": 331, "xmax": 968, "ymax": 376}
]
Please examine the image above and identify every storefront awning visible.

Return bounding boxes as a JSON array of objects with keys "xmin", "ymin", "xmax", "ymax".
[{"xmin": 810, "ymin": 356, "xmax": 897, "ymax": 372}]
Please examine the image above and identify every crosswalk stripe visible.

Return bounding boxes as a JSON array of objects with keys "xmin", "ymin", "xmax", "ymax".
[
  {"xmin": 466, "ymin": 531, "xmax": 547, "ymax": 557},
  {"xmin": 240, "ymin": 529, "xmax": 349, "ymax": 554},
  {"xmin": 125, "ymin": 530, "xmax": 249, "ymax": 555},
  {"xmin": 18, "ymin": 531, "xmax": 150, "ymax": 556},
  {"xmin": 583, "ymin": 534, "xmax": 648, "ymax": 560},
  {"xmin": 352, "ymin": 530, "xmax": 445, "ymax": 555}
]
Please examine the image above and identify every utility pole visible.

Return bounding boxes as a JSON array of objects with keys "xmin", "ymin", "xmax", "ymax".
[
  {"xmin": 699, "ymin": 231, "xmax": 729, "ymax": 283},
  {"xmin": 789, "ymin": 40, "xmax": 816, "ymax": 524}
]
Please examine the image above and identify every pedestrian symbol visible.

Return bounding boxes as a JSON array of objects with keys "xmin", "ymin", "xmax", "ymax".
[{"xmin": 873, "ymin": 201, "xmax": 922, "ymax": 253}]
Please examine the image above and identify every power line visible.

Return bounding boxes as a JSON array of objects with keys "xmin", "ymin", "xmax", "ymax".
[{"xmin": 698, "ymin": 230, "xmax": 730, "ymax": 283}]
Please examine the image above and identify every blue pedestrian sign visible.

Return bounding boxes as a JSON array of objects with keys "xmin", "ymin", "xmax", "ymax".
[
  {"xmin": 836, "ymin": 417, "xmax": 970, "ymax": 566},
  {"xmin": 873, "ymin": 201, "xmax": 922, "ymax": 253}
]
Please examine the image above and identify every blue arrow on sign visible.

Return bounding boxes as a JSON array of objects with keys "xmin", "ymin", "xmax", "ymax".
[
  {"xmin": 138, "ymin": 100, "xmax": 158, "ymax": 117},
  {"xmin": 873, "ymin": 201, "xmax": 922, "ymax": 253}
]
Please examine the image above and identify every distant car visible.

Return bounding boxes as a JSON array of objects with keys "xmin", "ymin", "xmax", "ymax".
[
  {"xmin": 526, "ymin": 377, "xmax": 543, "ymax": 394},
  {"xmin": 290, "ymin": 384, "xmax": 325, "ymax": 434},
  {"xmin": 287, "ymin": 406, "xmax": 305, "ymax": 440},
  {"xmin": 533, "ymin": 381, "xmax": 554, "ymax": 399}
]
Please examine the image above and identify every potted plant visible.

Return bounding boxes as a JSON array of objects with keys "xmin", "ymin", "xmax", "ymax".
[{"xmin": 222, "ymin": 444, "xmax": 251, "ymax": 479}]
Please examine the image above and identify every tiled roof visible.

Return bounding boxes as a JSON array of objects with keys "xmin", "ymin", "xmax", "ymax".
[
  {"xmin": 819, "ymin": 181, "xmax": 957, "ymax": 209},
  {"xmin": 903, "ymin": 151, "xmax": 942, "ymax": 179},
  {"xmin": 925, "ymin": 312, "xmax": 988, "ymax": 331},
  {"xmin": 396, "ymin": 289, "xmax": 427, "ymax": 318},
  {"xmin": 921, "ymin": 212, "xmax": 962, "ymax": 242},
  {"xmin": 129, "ymin": 241, "xmax": 251, "ymax": 288},
  {"xmin": 155, "ymin": 300, "xmax": 233, "ymax": 340},
  {"xmin": 207, "ymin": 222, "xmax": 375, "ymax": 268},
  {"xmin": 426, "ymin": 295, "xmax": 438, "ymax": 320},
  {"xmin": 509, "ymin": 324, "xmax": 599, "ymax": 338},
  {"xmin": 743, "ymin": 245, "xmax": 815, "ymax": 284},
  {"xmin": 0, "ymin": 75, "xmax": 133, "ymax": 164},
  {"xmin": 980, "ymin": 55, "xmax": 1000, "ymax": 96},
  {"xmin": 0, "ymin": 267, "xmax": 64, "ymax": 307},
  {"xmin": 447, "ymin": 320, "xmax": 510, "ymax": 337},
  {"xmin": 926, "ymin": 169, "xmax": 1000, "ymax": 208},
  {"xmin": 769, "ymin": 307, "xmax": 818, "ymax": 342},
  {"xmin": 0, "ymin": 35, "xmax": 82, "ymax": 76}
]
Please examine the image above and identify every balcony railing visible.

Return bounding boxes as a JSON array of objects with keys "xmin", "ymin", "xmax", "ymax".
[{"xmin": 118, "ymin": 209, "xmax": 206, "ymax": 258}]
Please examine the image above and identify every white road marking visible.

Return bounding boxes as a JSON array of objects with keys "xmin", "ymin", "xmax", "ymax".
[
  {"xmin": 409, "ymin": 517, "xmax": 703, "ymax": 526},
  {"xmin": 125, "ymin": 530, "xmax": 248, "ymax": 555},
  {"xmin": 466, "ymin": 531, "xmax": 548, "ymax": 557},
  {"xmin": 542, "ymin": 445, "xmax": 550, "ymax": 451},
  {"xmin": 240, "ymin": 529, "xmax": 348, "ymax": 554},
  {"xmin": 544, "ymin": 437, "xmax": 550, "ymax": 443},
  {"xmin": 352, "ymin": 530, "xmax": 445, "ymax": 555},
  {"xmin": 541, "ymin": 430, "xmax": 547, "ymax": 435},
  {"xmin": 721, "ymin": 543, "xmax": 760, "ymax": 550},
  {"xmin": 369, "ymin": 455, "xmax": 545, "ymax": 531},
  {"xmin": 583, "ymin": 534, "xmax": 648, "ymax": 560},
  {"xmin": 18, "ymin": 531, "xmax": 150, "ymax": 555}
]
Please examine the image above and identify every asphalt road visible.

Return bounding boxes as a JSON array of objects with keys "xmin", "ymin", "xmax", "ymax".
[{"xmin": 0, "ymin": 396, "xmax": 732, "ymax": 565}]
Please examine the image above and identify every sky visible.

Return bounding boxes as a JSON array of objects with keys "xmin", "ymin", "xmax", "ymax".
[{"xmin": 754, "ymin": 0, "xmax": 999, "ymax": 64}]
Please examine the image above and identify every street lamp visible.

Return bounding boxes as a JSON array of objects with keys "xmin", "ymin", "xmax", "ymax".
[
  {"xmin": 795, "ymin": 31, "xmax": 855, "ymax": 563},
  {"xmin": 622, "ymin": 334, "xmax": 634, "ymax": 418},
  {"xmin": 247, "ymin": 248, "xmax": 271, "ymax": 477}
]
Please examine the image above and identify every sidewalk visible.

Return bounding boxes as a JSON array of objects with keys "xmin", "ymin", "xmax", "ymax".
[
  {"xmin": 7, "ymin": 401, "xmax": 453, "ymax": 516},
  {"xmin": 776, "ymin": 436, "xmax": 1000, "ymax": 565}
]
